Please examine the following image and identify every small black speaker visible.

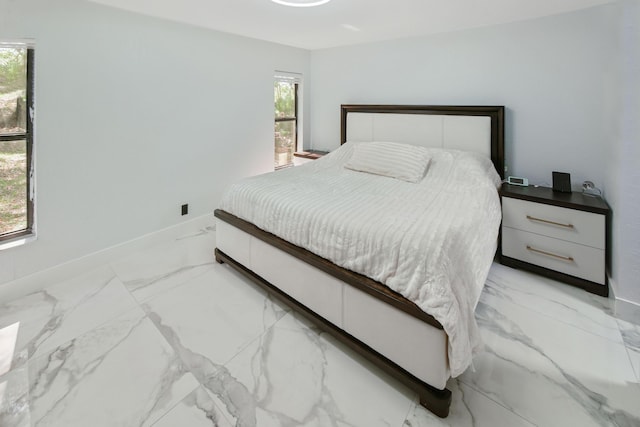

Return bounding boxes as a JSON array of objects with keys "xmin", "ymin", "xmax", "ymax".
[{"xmin": 552, "ymin": 171, "xmax": 572, "ymax": 193}]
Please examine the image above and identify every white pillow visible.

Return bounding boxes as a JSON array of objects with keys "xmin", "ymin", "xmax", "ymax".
[{"xmin": 344, "ymin": 141, "xmax": 431, "ymax": 183}]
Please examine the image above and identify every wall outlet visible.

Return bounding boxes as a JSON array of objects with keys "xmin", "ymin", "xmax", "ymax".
[{"xmin": 181, "ymin": 204, "xmax": 188, "ymax": 216}]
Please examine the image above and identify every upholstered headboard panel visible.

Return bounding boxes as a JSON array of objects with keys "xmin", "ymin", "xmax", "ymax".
[{"xmin": 340, "ymin": 105, "xmax": 505, "ymax": 178}]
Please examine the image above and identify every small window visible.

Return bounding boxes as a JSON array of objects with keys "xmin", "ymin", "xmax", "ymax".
[
  {"xmin": 274, "ymin": 72, "xmax": 301, "ymax": 169},
  {"xmin": 0, "ymin": 44, "xmax": 34, "ymax": 241}
]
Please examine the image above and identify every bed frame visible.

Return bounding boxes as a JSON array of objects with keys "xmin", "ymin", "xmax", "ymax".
[{"xmin": 214, "ymin": 105, "xmax": 505, "ymax": 418}]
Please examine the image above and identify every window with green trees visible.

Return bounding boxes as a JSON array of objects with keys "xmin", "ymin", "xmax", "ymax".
[
  {"xmin": 274, "ymin": 79, "xmax": 298, "ymax": 169},
  {"xmin": 0, "ymin": 45, "xmax": 34, "ymax": 241}
]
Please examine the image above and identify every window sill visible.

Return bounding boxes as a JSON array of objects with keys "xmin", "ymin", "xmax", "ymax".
[{"xmin": 0, "ymin": 232, "xmax": 37, "ymax": 251}]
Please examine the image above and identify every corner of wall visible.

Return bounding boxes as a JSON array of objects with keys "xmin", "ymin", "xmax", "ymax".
[{"xmin": 609, "ymin": 276, "xmax": 640, "ymax": 325}]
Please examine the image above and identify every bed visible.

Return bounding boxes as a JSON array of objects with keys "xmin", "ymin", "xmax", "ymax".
[{"xmin": 214, "ymin": 104, "xmax": 505, "ymax": 418}]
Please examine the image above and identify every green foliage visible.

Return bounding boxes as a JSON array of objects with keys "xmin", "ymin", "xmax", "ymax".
[
  {"xmin": 0, "ymin": 49, "xmax": 28, "ymax": 233},
  {"xmin": 0, "ymin": 48, "xmax": 27, "ymax": 95},
  {"xmin": 274, "ymin": 81, "xmax": 296, "ymax": 118},
  {"xmin": 0, "ymin": 140, "xmax": 27, "ymax": 235},
  {"xmin": 274, "ymin": 81, "xmax": 297, "ymax": 168}
]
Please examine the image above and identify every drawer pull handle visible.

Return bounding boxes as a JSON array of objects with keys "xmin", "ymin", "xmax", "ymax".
[
  {"xmin": 526, "ymin": 215, "xmax": 574, "ymax": 229},
  {"xmin": 526, "ymin": 245, "xmax": 574, "ymax": 262}
]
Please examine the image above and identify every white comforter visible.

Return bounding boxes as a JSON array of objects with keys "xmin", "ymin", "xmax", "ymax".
[{"xmin": 220, "ymin": 142, "xmax": 502, "ymax": 377}]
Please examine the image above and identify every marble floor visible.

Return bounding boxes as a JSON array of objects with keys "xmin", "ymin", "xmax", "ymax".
[{"xmin": 0, "ymin": 226, "xmax": 639, "ymax": 427}]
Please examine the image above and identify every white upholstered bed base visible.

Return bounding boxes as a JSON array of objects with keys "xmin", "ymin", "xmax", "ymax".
[
  {"xmin": 215, "ymin": 105, "xmax": 504, "ymax": 418},
  {"xmin": 216, "ymin": 219, "xmax": 450, "ymax": 389}
]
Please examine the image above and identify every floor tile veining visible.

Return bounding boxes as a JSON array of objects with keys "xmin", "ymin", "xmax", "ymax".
[{"xmin": 0, "ymin": 226, "xmax": 638, "ymax": 426}]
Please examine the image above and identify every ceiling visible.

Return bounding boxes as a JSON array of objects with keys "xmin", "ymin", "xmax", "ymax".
[{"xmin": 88, "ymin": 0, "xmax": 613, "ymax": 50}]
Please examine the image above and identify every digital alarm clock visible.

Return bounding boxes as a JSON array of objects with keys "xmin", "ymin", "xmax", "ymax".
[{"xmin": 507, "ymin": 176, "xmax": 529, "ymax": 186}]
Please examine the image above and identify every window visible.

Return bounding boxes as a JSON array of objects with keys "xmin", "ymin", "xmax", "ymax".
[
  {"xmin": 0, "ymin": 44, "xmax": 34, "ymax": 242},
  {"xmin": 274, "ymin": 72, "xmax": 301, "ymax": 169}
]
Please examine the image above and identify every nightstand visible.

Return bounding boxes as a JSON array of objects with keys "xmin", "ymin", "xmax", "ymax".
[
  {"xmin": 499, "ymin": 183, "xmax": 610, "ymax": 296},
  {"xmin": 293, "ymin": 150, "xmax": 329, "ymax": 166}
]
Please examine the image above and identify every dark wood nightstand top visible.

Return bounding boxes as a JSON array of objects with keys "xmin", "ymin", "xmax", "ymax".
[
  {"xmin": 293, "ymin": 150, "xmax": 329, "ymax": 160},
  {"xmin": 499, "ymin": 183, "xmax": 610, "ymax": 215}
]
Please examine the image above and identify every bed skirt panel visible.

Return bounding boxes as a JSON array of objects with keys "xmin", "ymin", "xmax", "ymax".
[{"xmin": 215, "ymin": 218, "xmax": 450, "ymax": 389}]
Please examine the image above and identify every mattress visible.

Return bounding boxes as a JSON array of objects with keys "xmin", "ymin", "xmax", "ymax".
[{"xmin": 220, "ymin": 142, "xmax": 502, "ymax": 376}]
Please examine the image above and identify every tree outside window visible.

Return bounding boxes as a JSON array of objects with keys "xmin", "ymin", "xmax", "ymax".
[
  {"xmin": 274, "ymin": 80, "xmax": 298, "ymax": 169},
  {"xmin": 0, "ymin": 45, "xmax": 34, "ymax": 240}
]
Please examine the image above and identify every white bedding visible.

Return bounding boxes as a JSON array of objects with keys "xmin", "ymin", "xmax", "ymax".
[{"xmin": 220, "ymin": 142, "xmax": 502, "ymax": 377}]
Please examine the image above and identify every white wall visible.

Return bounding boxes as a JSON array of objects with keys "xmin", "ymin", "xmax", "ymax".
[
  {"xmin": 310, "ymin": 6, "xmax": 616, "ymax": 188},
  {"xmin": 0, "ymin": 0, "xmax": 309, "ymax": 284},
  {"xmin": 604, "ymin": 0, "xmax": 640, "ymax": 307},
  {"xmin": 309, "ymin": 4, "xmax": 639, "ymax": 306}
]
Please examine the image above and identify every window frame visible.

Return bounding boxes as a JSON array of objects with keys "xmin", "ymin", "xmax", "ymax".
[
  {"xmin": 0, "ymin": 47, "xmax": 34, "ymax": 242},
  {"xmin": 274, "ymin": 71, "xmax": 302, "ymax": 170},
  {"xmin": 274, "ymin": 82, "xmax": 298, "ymax": 153}
]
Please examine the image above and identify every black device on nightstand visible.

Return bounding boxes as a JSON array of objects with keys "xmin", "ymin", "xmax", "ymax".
[{"xmin": 552, "ymin": 171, "xmax": 572, "ymax": 193}]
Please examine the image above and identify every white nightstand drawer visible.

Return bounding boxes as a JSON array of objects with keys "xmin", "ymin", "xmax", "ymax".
[
  {"xmin": 502, "ymin": 198, "xmax": 605, "ymax": 249},
  {"xmin": 502, "ymin": 227, "xmax": 605, "ymax": 285}
]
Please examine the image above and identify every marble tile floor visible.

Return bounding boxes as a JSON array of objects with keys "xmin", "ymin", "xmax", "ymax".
[{"xmin": 0, "ymin": 226, "xmax": 639, "ymax": 426}]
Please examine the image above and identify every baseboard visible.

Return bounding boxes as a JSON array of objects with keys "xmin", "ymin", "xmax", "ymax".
[
  {"xmin": 608, "ymin": 273, "xmax": 617, "ymax": 296},
  {"xmin": 615, "ymin": 298, "xmax": 640, "ymax": 325},
  {"xmin": 0, "ymin": 213, "xmax": 215, "ymax": 303},
  {"xmin": 609, "ymin": 276, "xmax": 640, "ymax": 325}
]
